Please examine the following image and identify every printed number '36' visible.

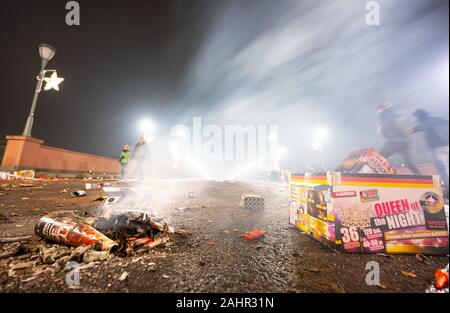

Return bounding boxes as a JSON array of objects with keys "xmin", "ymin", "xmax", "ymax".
[{"xmin": 340, "ymin": 227, "xmax": 359, "ymax": 243}]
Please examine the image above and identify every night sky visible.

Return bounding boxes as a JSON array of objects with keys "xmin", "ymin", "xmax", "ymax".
[
  {"xmin": 0, "ymin": 0, "xmax": 209, "ymax": 153},
  {"xmin": 0, "ymin": 0, "xmax": 448, "ymax": 171}
]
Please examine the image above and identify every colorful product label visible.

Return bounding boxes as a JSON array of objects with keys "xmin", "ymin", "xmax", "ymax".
[{"xmin": 289, "ymin": 173, "xmax": 449, "ymax": 255}]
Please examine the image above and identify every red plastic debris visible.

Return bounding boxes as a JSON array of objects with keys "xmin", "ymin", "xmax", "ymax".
[
  {"xmin": 243, "ymin": 228, "xmax": 265, "ymax": 240},
  {"xmin": 435, "ymin": 268, "xmax": 449, "ymax": 290},
  {"xmin": 126, "ymin": 236, "xmax": 153, "ymax": 249}
]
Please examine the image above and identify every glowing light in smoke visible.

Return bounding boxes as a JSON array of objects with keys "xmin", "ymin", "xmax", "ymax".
[
  {"xmin": 276, "ymin": 145, "xmax": 287, "ymax": 161},
  {"xmin": 139, "ymin": 118, "xmax": 154, "ymax": 133},
  {"xmin": 314, "ymin": 127, "xmax": 328, "ymax": 141}
]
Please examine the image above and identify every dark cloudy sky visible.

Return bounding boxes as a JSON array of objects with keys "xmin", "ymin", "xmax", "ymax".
[{"xmin": 0, "ymin": 0, "xmax": 448, "ymax": 171}]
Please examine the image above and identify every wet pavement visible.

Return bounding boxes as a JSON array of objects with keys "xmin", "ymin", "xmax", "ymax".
[{"xmin": 0, "ymin": 179, "xmax": 448, "ymax": 292}]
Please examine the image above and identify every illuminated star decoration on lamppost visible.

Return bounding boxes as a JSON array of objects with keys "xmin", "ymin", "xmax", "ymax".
[{"xmin": 43, "ymin": 71, "xmax": 65, "ymax": 91}]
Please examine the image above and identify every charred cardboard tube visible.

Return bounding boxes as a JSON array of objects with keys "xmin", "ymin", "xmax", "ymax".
[{"xmin": 34, "ymin": 211, "xmax": 118, "ymax": 252}]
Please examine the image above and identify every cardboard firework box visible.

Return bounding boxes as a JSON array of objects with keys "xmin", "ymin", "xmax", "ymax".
[
  {"xmin": 335, "ymin": 147, "xmax": 397, "ymax": 174},
  {"xmin": 289, "ymin": 172, "xmax": 449, "ymax": 255},
  {"xmin": 239, "ymin": 194, "xmax": 264, "ymax": 210}
]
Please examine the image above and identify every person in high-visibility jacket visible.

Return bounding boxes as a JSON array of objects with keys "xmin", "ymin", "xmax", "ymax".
[{"xmin": 119, "ymin": 144, "xmax": 132, "ymax": 179}]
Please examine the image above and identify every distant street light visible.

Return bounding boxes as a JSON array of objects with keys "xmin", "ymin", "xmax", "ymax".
[
  {"xmin": 23, "ymin": 43, "xmax": 64, "ymax": 137},
  {"xmin": 278, "ymin": 145, "xmax": 287, "ymax": 160},
  {"xmin": 139, "ymin": 118, "xmax": 154, "ymax": 133},
  {"xmin": 314, "ymin": 127, "xmax": 328, "ymax": 142},
  {"xmin": 138, "ymin": 118, "xmax": 156, "ymax": 142}
]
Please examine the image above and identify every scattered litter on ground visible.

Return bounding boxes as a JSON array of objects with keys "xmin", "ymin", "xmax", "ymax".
[
  {"xmin": 119, "ymin": 271, "xmax": 129, "ymax": 281},
  {"xmin": 0, "ymin": 172, "xmax": 9, "ymax": 180},
  {"xmin": 0, "ymin": 244, "xmax": 32, "ymax": 259},
  {"xmin": 69, "ymin": 245, "xmax": 93, "ymax": 262},
  {"xmin": 39, "ymin": 245, "xmax": 71, "ymax": 264},
  {"xmin": 434, "ymin": 266, "xmax": 449, "ymax": 290},
  {"xmin": 17, "ymin": 183, "xmax": 35, "ymax": 188},
  {"xmin": 401, "ymin": 271, "xmax": 417, "ymax": 278},
  {"xmin": 35, "ymin": 211, "xmax": 118, "ymax": 252},
  {"xmin": 9, "ymin": 260, "xmax": 37, "ymax": 270},
  {"xmin": 71, "ymin": 190, "xmax": 87, "ymax": 197},
  {"xmin": 0, "ymin": 236, "xmax": 32, "ymax": 243},
  {"xmin": 416, "ymin": 254, "xmax": 430, "ymax": 264},
  {"xmin": 15, "ymin": 170, "xmax": 36, "ymax": 179},
  {"xmin": 376, "ymin": 253, "xmax": 392, "ymax": 258},
  {"xmin": 21, "ymin": 276, "xmax": 38, "ymax": 283},
  {"xmin": 85, "ymin": 182, "xmax": 109, "ymax": 190},
  {"xmin": 31, "ymin": 204, "xmax": 174, "ymax": 261},
  {"xmin": 91, "ymin": 196, "xmax": 107, "ymax": 202},
  {"xmin": 426, "ymin": 264, "xmax": 449, "ymax": 293},
  {"xmin": 243, "ymin": 228, "xmax": 265, "ymax": 240},
  {"xmin": 176, "ymin": 207, "xmax": 191, "ymax": 211},
  {"xmin": 78, "ymin": 262, "xmax": 99, "ymax": 270},
  {"xmin": 83, "ymin": 250, "xmax": 111, "ymax": 263}
]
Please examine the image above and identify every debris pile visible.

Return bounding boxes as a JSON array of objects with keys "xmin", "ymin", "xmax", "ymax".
[
  {"xmin": 0, "ymin": 203, "xmax": 175, "ymax": 287},
  {"xmin": 31, "ymin": 208, "xmax": 174, "ymax": 257},
  {"xmin": 93, "ymin": 210, "xmax": 173, "ymax": 256}
]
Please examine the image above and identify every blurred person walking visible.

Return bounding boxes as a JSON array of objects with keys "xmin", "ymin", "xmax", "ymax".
[
  {"xmin": 411, "ymin": 109, "xmax": 449, "ymax": 194},
  {"xmin": 376, "ymin": 102, "xmax": 420, "ymax": 175},
  {"xmin": 119, "ymin": 144, "xmax": 132, "ymax": 179},
  {"xmin": 132, "ymin": 136, "xmax": 149, "ymax": 180}
]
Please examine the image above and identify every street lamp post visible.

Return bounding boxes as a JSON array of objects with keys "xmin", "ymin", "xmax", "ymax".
[
  {"xmin": 312, "ymin": 127, "xmax": 328, "ymax": 171},
  {"xmin": 312, "ymin": 141, "xmax": 325, "ymax": 170},
  {"xmin": 23, "ymin": 44, "xmax": 57, "ymax": 137}
]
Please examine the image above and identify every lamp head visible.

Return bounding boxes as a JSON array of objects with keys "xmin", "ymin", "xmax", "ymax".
[{"xmin": 39, "ymin": 43, "xmax": 57, "ymax": 62}]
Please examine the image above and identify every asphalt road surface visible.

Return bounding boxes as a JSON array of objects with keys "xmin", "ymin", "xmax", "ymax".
[{"xmin": 0, "ymin": 179, "xmax": 448, "ymax": 292}]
